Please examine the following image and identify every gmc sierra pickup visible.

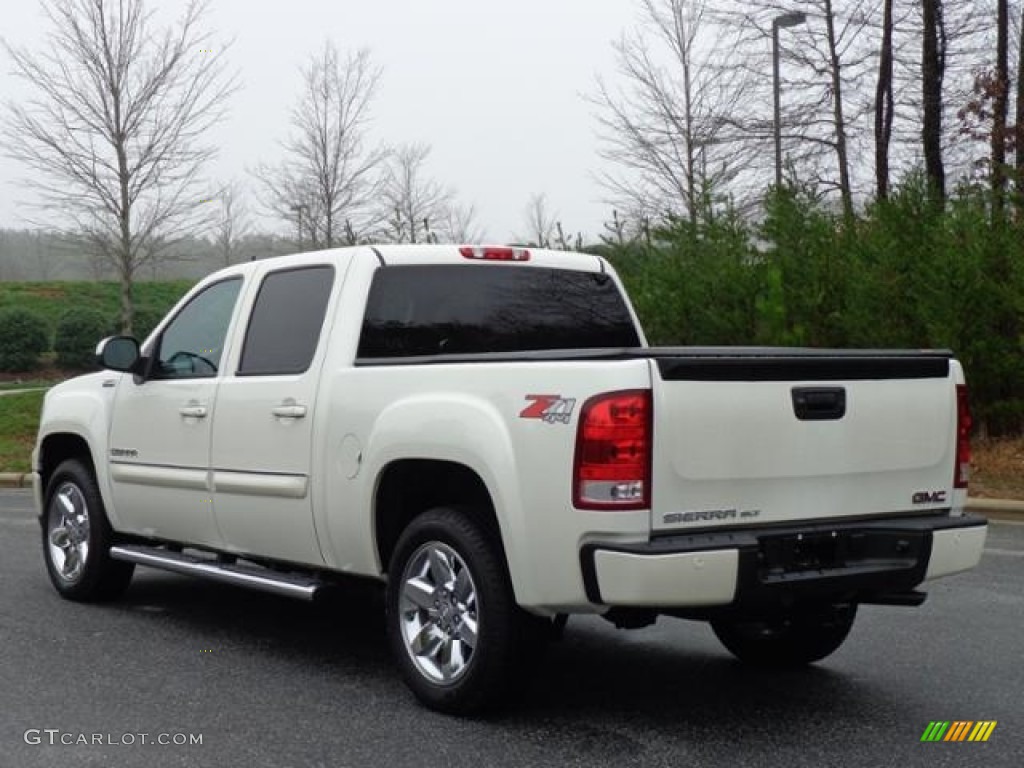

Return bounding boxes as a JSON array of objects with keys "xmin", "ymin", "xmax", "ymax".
[{"xmin": 33, "ymin": 244, "xmax": 987, "ymax": 713}]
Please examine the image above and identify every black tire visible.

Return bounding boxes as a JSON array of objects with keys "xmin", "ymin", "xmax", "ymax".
[
  {"xmin": 42, "ymin": 458, "xmax": 134, "ymax": 602},
  {"xmin": 711, "ymin": 603, "xmax": 857, "ymax": 667},
  {"xmin": 385, "ymin": 506, "xmax": 545, "ymax": 714}
]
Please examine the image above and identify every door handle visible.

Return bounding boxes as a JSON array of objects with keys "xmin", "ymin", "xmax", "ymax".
[
  {"xmin": 179, "ymin": 405, "xmax": 208, "ymax": 419},
  {"xmin": 272, "ymin": 403, "xmax": 307, "ymax": 419}
]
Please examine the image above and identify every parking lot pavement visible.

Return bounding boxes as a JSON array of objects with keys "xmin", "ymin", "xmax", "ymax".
[{"xmin": 3, "ymin": 489, "xmax": 1022, "ymax": 768}]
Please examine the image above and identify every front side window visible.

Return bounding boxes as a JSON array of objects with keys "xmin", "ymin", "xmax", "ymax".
[
  {"xmin": 153, "ymin": 278, "xmax": 242, "ymax": 379},
  {"xmin": 238, "ymin": 265, "xmax": 335, "ymax": 376}
]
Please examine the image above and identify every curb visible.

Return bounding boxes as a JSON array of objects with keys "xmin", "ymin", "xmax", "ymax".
[
  {"xmin": 965, "ymin": 497, "xmax": 1024, "ymax": 522},
  {"xmin": 0, "ymin": 472, "xmax": 33, "ymax": 489}
]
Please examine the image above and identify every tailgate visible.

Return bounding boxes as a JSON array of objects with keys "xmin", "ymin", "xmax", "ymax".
[{"xmin": 647, "ymin": 349, "xmax": 959, "ymax": 532}]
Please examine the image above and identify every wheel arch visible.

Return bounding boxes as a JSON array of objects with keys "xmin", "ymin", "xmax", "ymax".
[
  {"xmin": 374, "ymin": 459, "xmax": 503, "ymax": 575},
  {"xmin": 37, "ymin": 433, "xmax": 96, "ymax": 505},
  {"xmin": 35, "ymin": 428, "xmax": 128, "ymax": 532}
]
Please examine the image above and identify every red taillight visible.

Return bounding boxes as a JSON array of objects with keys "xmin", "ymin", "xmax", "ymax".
[
  {"xmin": 955, "ymin": 384, "xmax": 971, "ymax": 489},
  {"xmin": 573, "ymin": 390, "xmax": 651, "ymax": 510},
  {"xmin": 459, "ymin": 245, "xmax": 530, "ymax": 261}
]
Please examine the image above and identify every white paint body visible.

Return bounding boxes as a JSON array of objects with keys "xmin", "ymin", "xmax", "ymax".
[{"xmin": 33, "ymin": 245, "xmax": 986, "ymax": 614}]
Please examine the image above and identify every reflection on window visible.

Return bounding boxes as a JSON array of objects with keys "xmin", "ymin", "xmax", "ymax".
[
  {"xmin": 358, "ymin": 265, "xmax": 640, "ymax": 358},
  {"xmin": 154, "ymin": 278, "xmax": 242, "ymax": 379}
]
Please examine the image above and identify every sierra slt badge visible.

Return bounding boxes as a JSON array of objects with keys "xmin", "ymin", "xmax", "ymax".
[
  {"xmin": 912, "ymin": 490, "xmax": 947, "ymax": 504},
  {"xmin": 520, "ymin": 395, "xmax": 576, "ymax": 424},
  {"xmin": 663, "ymin": 508, "xmax": 761, "ymax": 524}
]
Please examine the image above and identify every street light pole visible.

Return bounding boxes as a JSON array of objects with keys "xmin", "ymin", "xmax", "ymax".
[{"xmin": 773, "ymin": 11, "xmax": 807, "ymax": 189}]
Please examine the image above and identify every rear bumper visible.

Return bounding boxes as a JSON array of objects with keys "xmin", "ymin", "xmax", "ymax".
[{"xmin": 581, "ymin": 513, "xmax": 987, "ymax": 609}]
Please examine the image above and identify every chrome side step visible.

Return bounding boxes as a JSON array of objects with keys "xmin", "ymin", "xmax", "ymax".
[{"xmin": 109, "ymin": 544, "xmax": 324, "ymax": 601}]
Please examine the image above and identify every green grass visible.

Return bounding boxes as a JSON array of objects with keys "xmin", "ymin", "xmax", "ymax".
[
  {"xmin": 0, "ymin": 280, "xmax": 192, "ymax": 329},
  {"xmin": 0, "ymin": 380, "xmax": 53, "ymax": 391},
  {"xmin": 0, "ymin": 390, "xmax": 46, "ymax": 473}
]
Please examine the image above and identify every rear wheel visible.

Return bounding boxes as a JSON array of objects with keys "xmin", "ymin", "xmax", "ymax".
[
  {"xmin": 42, "ymin": 459, "xmax": 134, "ymax": 602},
  {"xmin": 711, "ymin": 603, "xmax": 857, "ymax": 667},
  {"xmin": 386, "ymin": 507, "xmax": 544, "ymax": 714}
]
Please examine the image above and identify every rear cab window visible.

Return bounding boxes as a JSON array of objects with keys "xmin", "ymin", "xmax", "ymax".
[{"xmin": 357, "ymin": 264, "xmax": 640, "ymax": 358}]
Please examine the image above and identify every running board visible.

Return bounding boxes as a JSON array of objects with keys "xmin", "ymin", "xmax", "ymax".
[{"xmin": 109, "ymin": 544, "xmax": 324, "ymax": 601}]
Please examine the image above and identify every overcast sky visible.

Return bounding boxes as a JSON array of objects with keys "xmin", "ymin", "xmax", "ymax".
[{"xmin": 0, "ymin": 0, "xmax": 643, "ymax": 243}]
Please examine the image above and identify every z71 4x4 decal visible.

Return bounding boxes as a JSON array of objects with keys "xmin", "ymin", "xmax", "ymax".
[{"xmin": 520, "ymin": 395, "xmax": 576, "ymax": 424}]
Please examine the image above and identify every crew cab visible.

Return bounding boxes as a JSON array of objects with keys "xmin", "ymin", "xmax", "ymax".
[{"xmin": 33, "ymin": 244, "xmax": 987, "ymax": 713}]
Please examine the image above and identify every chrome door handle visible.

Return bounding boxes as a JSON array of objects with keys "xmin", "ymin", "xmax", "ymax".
[
  {"xmin": 272, "ymin": 404, "xmax": 307, "ymax": 419},
  {"xmin": 179, "ymin": 405, "xmax": 208, "ymax": 418}
]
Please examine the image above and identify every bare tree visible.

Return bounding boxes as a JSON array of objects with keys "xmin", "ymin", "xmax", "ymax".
[
  {"xmin": 921, "ymin": 0, "xmax": 947, "ymax": 200},
  {"xmin": 2, "ymin": 0, "xmax": 235, "ymax": 332},
  {"xmin": 255, "ymin": 42, "xmax": 385, "ymax": 249},
  {"xmin": 689, "ymin": 1, "xmax": 881, "ymax": 215},
  {"xmin": 521, "ymin": 193, "xmax": 558, "ymax": 247},
  {"xmin": 883, "ymin": 0, "xmax": 992, "ymax": 191},
  {"xmin": 992, "ymin": 0, "xmax": 1010, "ymax": 218},
  {"xmin": 757, "ymin": 2, "xmax": 876, "ymax": 207},
  {"xmin": 436, "ymin": 202, "xmax": 486, "ymax": 244},
  {"xmin": 379, "ymin": 143, "xmax": 453, "ymax": 243},
  {"xmin": 214, "ymin": 179, "xmax": 251, "ymax": 266},
  {"xmin": 707, "ymin": 0, "xmax": 992, "ymax": 207},
  {"xmin": 590, "ymin": 0, "xmax": 755, "ymax": 224},
  {"xmin": 821, "ymin": 0, "xmax": 854, "ymax": 217},
  {"xmin": 875, "ymin": 0, "xmax": 895, "ymax": 199},
  {"xmin": 1017, "ymin": 4, "xmax": 1024, "ymax": 215}
]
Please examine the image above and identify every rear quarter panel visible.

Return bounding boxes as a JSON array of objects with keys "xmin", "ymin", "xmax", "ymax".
[{"xmin": 314, "ymin": 359, "xmax": 654, "ymax": 611}]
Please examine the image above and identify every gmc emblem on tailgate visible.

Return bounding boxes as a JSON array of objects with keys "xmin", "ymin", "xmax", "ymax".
[{"xmin": 912, "ymin": 490, "xmax": 947, "ymax": 505}]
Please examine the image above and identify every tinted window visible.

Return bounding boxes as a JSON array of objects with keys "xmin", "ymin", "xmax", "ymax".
[
  {"xmin": 154, "ymin": 278, "xmax": 242, "ymax": 379},
  {"xmin": 238, "ymin": 266, "xmax": 335, "ymax": 375},
  {"xmin": 358, "ymin": 265, "xmax": 640, "ymax": 358}
]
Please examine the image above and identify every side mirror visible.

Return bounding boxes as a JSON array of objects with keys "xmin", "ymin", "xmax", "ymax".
[{"xmin": 96, "ymin": 336, "xmax": 141, "ymax": 373}]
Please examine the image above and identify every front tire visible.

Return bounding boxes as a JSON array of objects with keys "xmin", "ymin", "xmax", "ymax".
[
  {"xmin": 385, "ymin": 507, "xmax": 542, "ymax": 714},
  {"xmin": 711, "ymin": 603, "xmax": 857, "ymax": 667},
  {"xmin": 42, "ymin": 459, "xmax": 134, "ymax": 602}
]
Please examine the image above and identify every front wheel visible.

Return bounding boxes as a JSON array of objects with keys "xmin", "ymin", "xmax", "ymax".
[
  {"xmin": 711, "ymin": 603, "xmax": 857, "ymax": 667},
  {"xmin": 385, "ymin": 507, "xmax": 543, "ymax": 714},
  {"xmin": 42, "ymin": 459, "xmax": 134, "ymax": 602}
]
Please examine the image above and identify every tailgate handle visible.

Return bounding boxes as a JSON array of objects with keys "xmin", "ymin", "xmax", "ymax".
[{"xmin": 792, "ymin": 387, "xmax": 846, "ymax": 421}]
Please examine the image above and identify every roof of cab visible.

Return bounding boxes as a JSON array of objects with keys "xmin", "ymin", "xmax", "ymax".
[{"xmin": 216, "ymin": 244, "xmax": 606, "ymax": 280}]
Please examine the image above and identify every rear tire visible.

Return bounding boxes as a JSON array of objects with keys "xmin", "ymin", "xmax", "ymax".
[
  {"xmin": 385, "ymin": 506, "xmax": 544, "ymax": 714},
  {"xmin": 42, "ymin": 459, "xmax": 134, "ymax": 602},
  {"xmin": 711, "ymin": 603, "xmax": 857, "ymax": 667}
]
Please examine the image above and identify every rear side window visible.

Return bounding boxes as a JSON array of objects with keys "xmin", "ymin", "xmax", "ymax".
[
  {"xmin": 238, "ymin": 266, "xmax": 335, "ymax": 375},
  {"xmin": 357, "ymin": 265, "xmax": 640, "ymax": 358}
]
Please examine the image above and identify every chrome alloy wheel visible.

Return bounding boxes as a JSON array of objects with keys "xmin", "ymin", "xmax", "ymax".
[
  {"xmin": 398, "ymin": 541, "xmax": 479, "ymax": 684},
  {"xmin": 47, "ymin": 482, "xmax": 91, "ymax": 584}
]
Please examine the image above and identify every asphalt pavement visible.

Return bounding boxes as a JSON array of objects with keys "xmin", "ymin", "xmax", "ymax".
[{"xmin": 2, "ymin": 488, "xmax": 1021, "ymax": 768}]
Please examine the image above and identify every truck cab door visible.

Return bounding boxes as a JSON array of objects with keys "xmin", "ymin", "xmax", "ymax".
[
  {"xmin": 108, "ymin": 277, "xmax": 243, "ymax": 546},
  {"xmin": 210, "ymin": 264, "xmax": 338, "ymax": 566}
]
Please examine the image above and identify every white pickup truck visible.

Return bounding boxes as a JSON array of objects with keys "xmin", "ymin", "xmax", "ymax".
[{"xmin": 34, "ymin": 244, "xmax": 987, "ymax": 713}]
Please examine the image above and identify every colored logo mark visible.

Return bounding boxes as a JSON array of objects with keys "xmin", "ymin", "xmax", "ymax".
[{"xmin": 920, "ymin": 721, "xmax": 997, "ymax": 742}]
